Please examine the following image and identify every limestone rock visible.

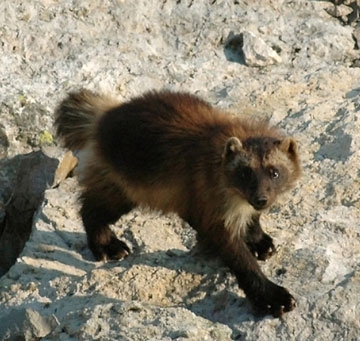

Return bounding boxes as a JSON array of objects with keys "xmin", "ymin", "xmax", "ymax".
[
  {"xmin": 0, "ymin": 149, "xmax": 77, "ymax": 277},
  {"xmin": 241, "ymin": 31, "xmax": 282, "ymax": 67},
  {"xmin": 327, "ymin": 0, "xmax": 360, "ymax": 24},
  {"xmin": 0, "ymin": 0, "xmax": 360, "ymax": 340},
  {"xmin": 0, "ymin": 151, "xmax": 59, "ymax": 276},
  {"xmin": 0, "ymin": 308, "xmax": 59, "ymax": 341},
  {"xmin": 353, "ymin": 22, "xmax": 360, "ymax": 47},
  {"xmin": 0, "ymin": 125, "xmax": 9, "ymax": 159}
]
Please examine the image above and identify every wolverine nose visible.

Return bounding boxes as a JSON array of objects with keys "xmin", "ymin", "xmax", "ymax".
[{"xmin": 253, "ymin": 196, "xmax": 268, "ymax": 209}]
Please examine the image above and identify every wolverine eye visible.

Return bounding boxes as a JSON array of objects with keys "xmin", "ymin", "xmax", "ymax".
[
  {"xmin": 239, "ymin": 166, "xmax": 253, "ymax": 181},
  {"xmin": 269, "ymin": 167, "xmax": 279, "ymax": 179}
]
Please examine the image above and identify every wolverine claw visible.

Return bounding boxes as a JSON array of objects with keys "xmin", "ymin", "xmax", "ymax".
[
  {"xmin": 247, "ymin": 233, "xmax": 276, "ymax": 261},
  {"xmin": 90, "ymin": 237, "xmax": 131, "ymax": 262},
  {"xmin": 249, "ymin": 281, "xmax": 296, "ymax": 318}
]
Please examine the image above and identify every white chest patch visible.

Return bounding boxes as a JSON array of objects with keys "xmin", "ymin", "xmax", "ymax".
[{"xmin": 223, "ymin": 195, "xmax": 256, "ymax": 240}]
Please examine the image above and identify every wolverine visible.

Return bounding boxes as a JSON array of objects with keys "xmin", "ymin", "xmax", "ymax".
[{"xmin": 55, "ymin": 89, "xmax": 301, "ymax": 317}]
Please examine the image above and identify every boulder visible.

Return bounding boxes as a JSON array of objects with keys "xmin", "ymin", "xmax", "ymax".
[{"xmin": 0, "ymin": 0, "xmax": 360, "ymax": 340}]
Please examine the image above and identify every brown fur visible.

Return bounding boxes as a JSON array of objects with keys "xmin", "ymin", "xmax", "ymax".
[{"xmin": 55, "ymin": 89, "xmax": 301, "ymax": 317}]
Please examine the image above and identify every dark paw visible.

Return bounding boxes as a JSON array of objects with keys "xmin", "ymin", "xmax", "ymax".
[
  {"xmin": 247, "ymin": 233, "xmax": 276, "ymax": 261},
  {"xmin": 248, "ymin": 280, "xmax": 296, "ymax": 318},
  {"xmin": 89, "ymin": 236, "xmax": 130, "ymax": 261}
]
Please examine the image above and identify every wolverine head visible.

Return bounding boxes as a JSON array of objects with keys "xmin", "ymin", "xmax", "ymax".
[{"xmin": 222, "ymin": 136, "xmax": 301, "ymax": 210}]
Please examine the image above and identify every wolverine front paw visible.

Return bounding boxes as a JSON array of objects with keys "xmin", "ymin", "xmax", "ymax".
[
  {"xmin": 248, "ymin": 280, "xmax": 296, "ymax": 318},
  {"xmin": 89, "ymin": 236, "xmax": 130, "ymax": 261},
  {"xmin": 247, "ymin": 233, "xmax": 275, "ymax": 261}
]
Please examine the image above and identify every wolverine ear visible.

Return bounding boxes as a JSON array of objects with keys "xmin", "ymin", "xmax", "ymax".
[
  {"xmin": 223, "ymin": 137, "xmax": 243, "ymax": 160},
  {"xmin": 279, "ymin": 137, "xmax": 298, "ymax": 160}
]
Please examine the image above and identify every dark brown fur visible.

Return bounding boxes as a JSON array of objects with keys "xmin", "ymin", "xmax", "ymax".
[{"xmin": 55, "ymin": 90, "xmax": 301, "ymax": 317}]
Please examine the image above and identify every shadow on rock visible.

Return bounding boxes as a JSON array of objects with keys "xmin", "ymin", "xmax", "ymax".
[
  {"xmin": 116, "ymin": 247, "xmax": 256, "ymax": 326},
  {"xmin": 223, "ymin": 32, "xmax": 246, "ymax": 65}
]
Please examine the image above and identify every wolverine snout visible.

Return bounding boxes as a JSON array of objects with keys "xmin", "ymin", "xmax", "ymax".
[{"xmin": 250, "ymin": 195, "xmax": 269, "ymax": 210}]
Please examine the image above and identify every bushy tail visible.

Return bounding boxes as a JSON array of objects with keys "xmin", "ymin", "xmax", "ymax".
[{"xmin": 55, "ymin": 89, "xmax": 119, "ymax": 150}]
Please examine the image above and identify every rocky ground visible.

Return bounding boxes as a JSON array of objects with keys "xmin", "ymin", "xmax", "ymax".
[{"xmin": 0, "ymin": 0, "xmax": 360, "ymax": 340}]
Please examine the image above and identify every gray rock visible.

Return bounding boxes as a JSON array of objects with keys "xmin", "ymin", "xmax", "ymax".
[
  {"xmin": 0, "ymin": 149, "xmax": 76, "ymax": 277},
  {"xmin": 0, "ymin": 0, "xmax": 360, "ymax": 340},
  {"xmin": 0, "ymin": 151, "xmax": 59, "ymax": 277},
  {"xmin": 0, "ymin": 201, "xmax": 5, "ymax": 245},
  {"xmin": 0, "ymin": 308, "xmax": 58, "ymax": 340},
  {"xmin": 0, "ymin": 125, "xmax": 9, "ymax": 159},
  {"xmin": 353, "ymin": 22, "xmax": 360, "ymax": 47},
  {"xmin": 327, "ymin": 1, "xmax": 360, "ymax": 24},
  {"xmin": 241, "ymin": 31, "xmax": 282, "ymax": 67}
]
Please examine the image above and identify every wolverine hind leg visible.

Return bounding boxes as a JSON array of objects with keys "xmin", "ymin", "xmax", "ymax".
[{"xmin": 80, "ymin": 186, "xmax": 134, "ymax": 261}]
